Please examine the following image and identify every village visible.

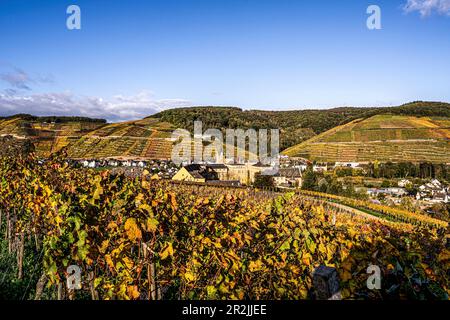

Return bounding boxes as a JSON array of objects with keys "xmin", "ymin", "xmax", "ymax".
[{"xmin": 74, "ymin": 157, "xmax": 450, "ymax": 208}]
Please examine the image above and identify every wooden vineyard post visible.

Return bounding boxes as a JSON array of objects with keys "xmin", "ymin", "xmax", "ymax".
[
  {"xmin": 88, "ymin": 271, "xmax": 99, "ymax": 300},
  {"xmin": 57, "ymin": 282, "xmax": 65, "ymax": 300},
  {"xmin": 313, "ymin": 265, "xmax": 342, "ymax": 300},
  {"xmin": 143, "ymin": 242, "xmax": 151, "ymax": 300},
  {"xmin": 68, "ymin": 289, "xmax": 75, "ymax": 300},
  {"xmin": 150, "ymin": 261, "xmax": 158, "ymax": 300},
  {"xmin": 17, "ymin": 233, "xmax": 24, "ymax": 279},
  {"xmin": 143, "ymin": 242, "xmax": 158, "ymax": 300},
  {"xmin": 35, "ymin": 273, "xmax": 48, "ymax": 300},
  {"xmin": 6, "ymin": 210, "xmax": 9, "ymax": 247},
  {"xmin": 34, "ymin": 231, "xmax": 40, "ymax": 251}
]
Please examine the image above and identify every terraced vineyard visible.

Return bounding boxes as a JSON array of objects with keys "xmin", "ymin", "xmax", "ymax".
[
  {"xmin": 0, "ymin": 116, "xmax": 177, "ymax": 160},
  {"xmin": 0, "ymin": 117, "xmax": 105, "ymax": 157},
  {"xmin": 283, "ymin": 115, "xmax": 450, "ymax": 163},
  {"xmin": 65, "ymin": 118, "xmax": 176, "ymax": 159}
]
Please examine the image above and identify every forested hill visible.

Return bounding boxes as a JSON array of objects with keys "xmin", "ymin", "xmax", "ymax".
[
  {"xmin": 348, "ymin": 101, "xmax": 450, "ymax": 120},
  {"xmin": 150, "ymin": 101, "xmax": 450, "ymax": 151},
  {"xmin": 0, "ymin": 114, "xmax": 107, "ymax": 124}
]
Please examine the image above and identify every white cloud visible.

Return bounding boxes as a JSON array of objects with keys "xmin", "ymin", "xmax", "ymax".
[
  {"xmin": 403, "ymin": 0, "xmax": 450, "ymax": 17},
  {"xmin": 0, "ymin": 90, "xmax": 191, "ymax": 122},
  {"xmin": 0, "ymin": 67, "xmax": 55, "ymax": 91}
]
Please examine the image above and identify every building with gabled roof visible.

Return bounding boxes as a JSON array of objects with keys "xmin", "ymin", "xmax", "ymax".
[
  {"xmin": 172, "ymin": 164, "xmax": 218, "ymax": 183},
  {"xmin": 273, "ymin": 167, "xmax": 303, "ymax": 188}
]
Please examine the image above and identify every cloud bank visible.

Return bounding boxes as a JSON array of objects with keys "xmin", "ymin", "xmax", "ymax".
[
  {"xmin": 403, "ymin": 0, "xmax": 450, "ymax": 17},
  {"xmin": 0, "ymin": 91, "xmax": 191, "ymax": 122},
  {"xmin": 0, "ymin": 65, "xmax": 190, "ymax": 122}
]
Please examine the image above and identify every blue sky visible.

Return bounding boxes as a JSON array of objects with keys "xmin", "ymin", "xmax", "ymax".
[{"xmin": 1, "ymin": 0, "xmax": 450, "ymax": 121}]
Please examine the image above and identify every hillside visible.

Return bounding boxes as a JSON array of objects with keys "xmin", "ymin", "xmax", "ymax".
[
  {"xmin": 0, "ymin": 116, "xmax": 106, "ymax": 157},
  {"xmin": 151, "ymin": 101, "xmax": 450, "ymax": 151},
  {"xmin": 65, "ymin": 117, "xmax": 176, "ymax": 159},
  {"xmin": 0, "ymin": 115, "xmax": 254, "ymax": 160},
  {"xmin": 0, "ymin": 115, "xmax": 180, "ymax": 160},
  {"xmin": 283, "ymin": 114, "xmax": 450, "ymax": 163}
]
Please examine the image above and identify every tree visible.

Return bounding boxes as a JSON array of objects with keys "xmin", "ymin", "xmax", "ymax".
[
  {"xmin": 318, "ymin": 178, "xmax": 328, "ymax": 193},
  {"xmin": 327, "ymin": 177, "xmax": 344, "ymax": 195},
  {"xmin": 381, "ymin": 180, "xmax": 391, "ymax": 188},
  {"xmin": 373, "ymin": 160, "xmax": 380, "ymax": 178},
  {"xmin": 254, "ymin": 173, "xmax": 274, "ymax": 188},
  {"xmin": 301, "ymin": 166, "xmax": 317, "ymax": 191},
  {"xmin": 400, "ymin": 197, "xmax": 417, "ymax": 212}
]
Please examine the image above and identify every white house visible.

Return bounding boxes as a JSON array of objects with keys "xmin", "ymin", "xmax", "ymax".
[
  {"xmin": 295, "ymin": 164, "xmax": 308, "ymax": 172},
  {"xmin": 137, "ymin": 161, "xmax": 146, "ymax": 168},
  {"xmin": 416, "ymin": 179, "xmax": 449, "ymax": 203},
  {"xmin": 335, "ymin": 162, "xmax": 360, "ymax": 168},
  {"xmin": 108, "ymin": 160, "xmax": 119, "ymax": 167},
  {"xmin": 313, "ymin": 165, "xmax": 328, "ymax": 173},
  {"xmin": 122, "ymin": 160, "xmax": 132, "ymax": 167},
  {"xmin": 398, "ymin": 179, "xmax": 411, "ymax": 188}
]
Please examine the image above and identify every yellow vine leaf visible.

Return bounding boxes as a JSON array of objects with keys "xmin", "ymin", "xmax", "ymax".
[
  {"xmin": 99, "ymin": 240, "xmax": 109, "ymax": 254},
  {"xmin": 123, "ymin": 256, "xmax": 134, "ymax": 269},
  {"xmin": 207, "ymin": 285, "xmax": 217, "ymax": 297},
  {"xmin": 160, "ymin": 242, "xmax": 174, "ymax": 260},
  {"xmin": 146, "ymin": 217, "xmax": 159, "ymax": 233},
  {"xmin": 341, "ymin": 270, "xmax": 352, "ymax": 281},
  {"xmin": 124, "ymin": 218, "xmax": 142, "ymax": 241},
  {"xmin": 139, "ymin": 203, "xmax": 153, "ymax": 214},
  {"xmin": 170, "ymin": 193, "xmax": 178, "ymax": 209},
  {"xmin": 249, "ymin": 260, "xmax": 263, "ymax": 272},
  {"xmin": 107, "ymin": 221, "xmax": 117, "ymax": 230},
  {"xmin": 105, "ymin": 254, "xmax": 114, "ymax": 270},
  {"xmin": 302, "ymin": 252, "xmax": 312, "ymax": 266},
  {"xmin": 92, "ymin": 185, "xmax": 103, "ymax": 200},
  {"xmin": 184, "ymin": 271, "xmax": 196, "ymax": 282},
  {"xmin": 127, "ymin": 285, "xmax": 140, "ymax": 299}
]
